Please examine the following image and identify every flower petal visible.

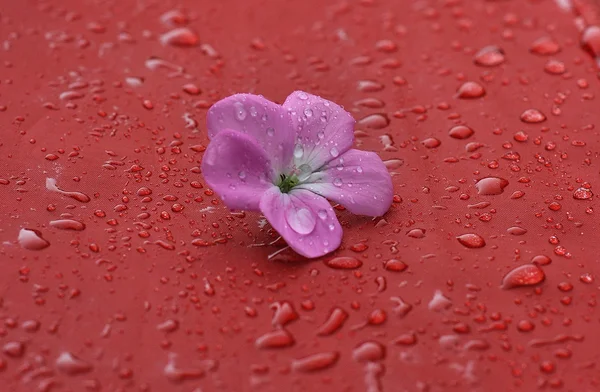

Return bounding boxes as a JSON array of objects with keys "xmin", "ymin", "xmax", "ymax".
[
  {"xmin": 283, "ymin": 91, "xmax": 355, "ymax": 173},
  {"xmin": 201, "ymin": 129, "xmax": 274, "ymax": 211},
  {"xmin": 259, "ymin": 187, "xmax": 342, "ymax": 258},
  {"xmin": 296, "ymin": 149, "xmax": 393, "ymax": 216},
  {"xmin": 207, "ymin": 94, "xmax": 295, "ymax": 173}
]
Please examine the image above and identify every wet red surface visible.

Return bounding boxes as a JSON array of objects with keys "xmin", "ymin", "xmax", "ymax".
[{"xmin": 2, "ymin": 0, "xmax": 600, "ymax": 391}]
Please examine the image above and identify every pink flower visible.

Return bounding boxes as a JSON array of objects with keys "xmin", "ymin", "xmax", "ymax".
[{"xmin": 201, "ymin": 91, "xmax": 393, "ymax": 258}]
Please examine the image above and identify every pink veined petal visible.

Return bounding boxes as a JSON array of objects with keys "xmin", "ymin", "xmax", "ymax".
[
  {"xmin": 207, "ymin": 94, "xmax": 295, "ymax": 173},
  {"xmin": 296, "ymin": 149, "xmax": 393, "ymax": 217},
  {"xmin": 259, "ymin": 187, "xmax": 343, "ymax": 258},
  {"xmin": 201, "ymin": 129, "xmax": 274, "ymax": 211},
  {"xmin": 283, "ymin": 91, "xmax": 355, "ymax": 173}
]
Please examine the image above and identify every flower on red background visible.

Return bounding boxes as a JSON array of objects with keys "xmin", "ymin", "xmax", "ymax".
[{"xmin": 201, "ymin": 91, "xmax": 393, "ymax": 258}]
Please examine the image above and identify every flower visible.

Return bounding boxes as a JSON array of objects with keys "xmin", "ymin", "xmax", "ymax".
[{"xmin": 201, "ymin": 91, "xmax": 393, "ymax": 258}]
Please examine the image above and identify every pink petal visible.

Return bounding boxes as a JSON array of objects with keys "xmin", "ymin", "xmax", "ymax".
[
  {"xmin": 283, "ymin": 91, "xmax": 355, "ymax": 172},
  {"xmin": 297, "ymin": 149, "xmax": 393, "ymax": 216},
  {"xmin": 201, "ymin": 129, "xmax": 274, "ymax": 211},
  {"xmin": 207, "ymin": 94, "xmax": 295, "ymax": 173},
  {"xmin": 259, "ymin": 187, "xmax": 342, "ymax": 258}
]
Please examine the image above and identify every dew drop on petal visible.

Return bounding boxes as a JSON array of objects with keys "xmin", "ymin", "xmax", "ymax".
[
  {"xmin": 317, "ymin": 131, "xmax": 325, "ymax": 139},
  {"xmin": 298, "ymin": 92, "xmax": 309, "ymax": 100},
  {"xmin": 294, "ymin": 144, "xmax": 304, "ymax": 159},
  {"xmin": 304, "ymin": 108, "xmax": 313, "ymax": 117},
  {"xmin": 330, "ymin": 147, "xmax": 339, "ymax": 158},
  {"xmin": 266, "ymin": 127, "xmax": 275, "ymax": 137},
  {"xmin": 333, "ymin": 178, "xmax": 343, "ymax": 187},
  {"xmin": 234, "ymin": 102, "xmax": 247, "ymax": 121},
  {"xmin": 317, "ymin": 209, "xmax": 328, "ymax": 220},
  {"xmin": 238, "ymin": 171, "xmax": 246, "ymax": 180},
  {"xmin": 286, "ymin": 208, "xmax": 316, "ymax": 235}
]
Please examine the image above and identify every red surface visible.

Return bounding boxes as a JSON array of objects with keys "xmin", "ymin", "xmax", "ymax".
[{"xmin": 2, "ymin": 0, "xmax": 600, "ymax": 391}]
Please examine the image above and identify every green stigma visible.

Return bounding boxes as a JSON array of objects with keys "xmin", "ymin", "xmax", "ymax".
[{"xmin": 278, "ymin": 173, "xmax": 299, "ymax": 193}]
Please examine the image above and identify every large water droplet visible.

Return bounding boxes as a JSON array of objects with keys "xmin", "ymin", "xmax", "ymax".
[
  {"xmin": 475, "ymin": 177, "xmax": 509, "ymax": 195},
  {"xmin": 530, "ymin": 37, "xmax": 561, "ymax": 55},
  {"xmin": 293, "ymin": 144, "xmax": 304, "ymax": 159},
  {"xmin": 286, "ymin": 207, "xmax": 316, "ymax": 235},
  {"xmin": 448, "ymin": 125, "xmax": 474, "ymax": 139},
  {"xmin": 333, "ymin": 178, "xmax": 343, "ymax": 187},
  {"xmin": 317, "ymin": 308, "xmax": 349, "ymax": 336},
  {"xmin": 56, "ymin": 352, "xmax": 93, "ymax": 375},
  {"xmin": 18, "ymin": 228, "xmax": 50, "ymax": 250},
  {"xmin": 352, "ymin": 341, "xmax": 386, "ymax": 362},
  {"xmin": 329, "ymin": 147, "xmax": 339, "ymax": 158},
  {"xmin": 292, "ymin": 352, "xmax": 339, "ymax": 372},
  {"xmin": 573, "ymin": 187, "xmax": 593, "ymax": 200},
  {"xmin": 357, "ymin": 113, "xmax": 390, "ymax": 129},
  {"xmin": 255, "ymin": 329, "xmax": 295, "ymax": 349},
  {"xmin": 501, "ymin": 264, "xmax": 545, "ymax": 289},
  {"xmin": 49, "ymin": 219, "xmax": 86, "ymax": 231},
  {"xmin": 456, "ymin": 233, "xmax": 486, "ymax": 248}
]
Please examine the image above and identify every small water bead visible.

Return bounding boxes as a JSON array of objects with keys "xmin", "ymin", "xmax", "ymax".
[
  {"xmin": 473, "ymin": 45, "xmax": 505, "ymax": 67},
  {"xmin": 456, "ymin": 81, "xmax": 486, "ymax": 99},
  {"xmin": 234, "ymin": 102, "xmax": 247, "ymax": 121},
  {"xmin": 520, "ymin": 109, "xmax": 546, "ymax": 123},
  {"xmin": 384, "ymin": 259, "xmax": 407, "ymax": 272},
  {"xmin": 456, "ymin": 233, "xmax": 486, "ymax": 248},
  {"xmin": 501, "ymin": 264, "xmax": 545, "ymax": 289},
  {"xmin": 298, "ymin": 92, "xmax": 309, "ymax": 100},
  {"xmin": 428, "ymin": 290, "xmax": 452, "ymax": 311},
  {"xmin": 357, "ymin": 80, "xmax": 384, "ymax": 92},
  {"xmin": 475, "ymin": 177, "xmax": 509, "ymax": 195},
  {"xmin": 333, "ymin": 178, "xmax": 343, "ymax": 187},
  {"xmin": 573, "ymin": 187, "xmax": 592, "ymax": 200},
  {"xmin": 530, "ymin": 37, "xmax": 561, "ymax": 55},
  {"xmin": 407, "ymin": 228, "xmax": 426, "ymax": 238},
  {"xmin": 544, "ymin": 59, "xmax": 566, "ymax": 75},
  {"xmin": 238, "ymin": 171, "xmax": 246, "ymax": 180},
  {"xmin": 507, "ymin": 226, "xmax": 527, "ymax": 236},
  {"xmin": 517, "ymin": 320, "xmax": 535, "ymax": 332},
  {"xmin": 303, "ymin": 108, "xmax": 313, "ymax": 118},
  {"xmin": 448, "ymin": 125, "xmax": 474, "ymax": 139},
  {"xmin": 330, "ymin": 147, "xmax": 339, "ymax": 158},
  {"xmin": 266, "ymin": 127, "xmax": 275, "ymax": 137},
  {"xmin": 354, "ymin": 97, "xmax": 385, "ymax": 108},
  {"xmin": 18, "ymin": 228, "xmax": 50, "ymax": 250},
  {"xmin": 317, "ymin": 209, "xmax": 327, "ymax": 220},
  {"xmin": 532, "ymin": 255, "xmax": 552, "ymax": 265}
]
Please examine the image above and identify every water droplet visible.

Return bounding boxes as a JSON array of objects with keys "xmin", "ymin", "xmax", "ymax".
[
  {"xmin": 407, "ymin": 228, "xmax": 426, "ymax": 238},
  {"xmin": 49, "ymin": 219, "xmax": 86, "ymax": 231},
  {"xmin": 238, "ymin": 171, "xmax": 246, "ymax": 180},
  {"xmin": 298, "ymin": 92, "xmax": 309, "ymax": 100},
  {"xmin": 285, "ymin": 207, "xmax": 316, "ymax": 235},
  {"xmin": 2, "ymin": 342, "xmax": 25, "ymax": 357},
  {"xmin": 329, "ymin": 147, "xmax": 339, "ymax": 158},
  {"xmin": 357, "ymin": 80, "xmax": 384, "ymax": 92},
  {"xmin": 352, "ymin": 341, "xmax": 386, "ymax": 362},
  {"xmin": 324, "ymin": 256, "xmax": 362, "ymax": 270},
  {"xmin": 304, "ymin": 108, "xmax": 313, "ymax": 117},
  {"xmin": 384, "ymin": 259, "xmax": 407, "ymax": 272},
  {"xmin": 266, "ymin": 127, "xmax": 275, "ymax": 137},
  {"xmin": 581, "ymin": 26, "xmax": 600, "ymax": 62},
  {"xmin": 573, "ymin": 187, "xmax": 592, "ymax": 200},
  {"xmin": 293, "ymin": 144, "xmax": 304, "ymax": 158},
  {"xmin": 475, "ymin": 177, "xmax": 509, "ymax": 195},
  {"xmin": 270, "ymin": 301, "xmax": 299, "ymax": 327},
  {"xmin": 473, "ymin": 45, "xmax": 505, "ymax": 67},
  {"xmin": 317, "ymin": 209, "xmax": 327, "ymax": 220},
  {"xmin": 333, "ymin": 178, "xmax": 343, "ymax": 187},
  {"xmin": 46, "ymin": 178, "xmax": 91, "ymax": 202},
  {"xmin": 457, "ymin": 233, "xmax": 486, "ymax": 248},
  {"xmin": 532, "ymin": 255, "xmax": 552, "ymax": 265},
  {"xmin": 164, "ymin": 353, "xmax": 207, "ymax": 382},
  {"xmin": 544, "ymin": 59, "xmax": 566, "ymax": 75},
  {"xmin": 234, "ymin": 102, "xmax": 247, "ymax": 121},
  {"xmin": 456, "ymin": 81, "xmax": 486, "ymax": 99},
  {"xmin": 18, "ymin": 228, "xmax": 50, "ymax": 250},
  {"xmin": 384, "ymin": 159, "xmax": 404, "ymax": 170},
  {"xmin": 56, "ymin": 352, "xmax": 93, "ymax": 375},
  {"xmin": 501, "ymin": 264, "xmax": 545, "ymax": 289},
  {"xmin": 507, "ymin": 226, "xmax": 527, "ymax": 236},
  {"xmin": 255, "ymin": 329, "xmax": 295, "ymax": 349},
  {"xmin": 448, "ymin": 125, "xmax": 474, "ymax": 139},
  {"xmin": 292, "ymin": 352, "xmax": 339, "ymax": 373},
  {"xmin": 428, "ymin": 290, "xmax": 452, "ymax": 311},
  {"xmin": 530, "ymin": 37, "xmax": 561, "ymax": 55},
  {"xmin": 520, "ymin": 109, "xmax": 546, "ymax": 123},
  {"xmin": 357, "ymin": 113, "xmax": 390, "ymax": 129},
  {"xmin": 160, "ymin": 28, "xmax": 199, "ymax": 47},
  {"xmin": 422, "ymin": 137, "xmax": 441, "ymax": 148},
  {"xmin": 317, "ymin": 308, "xmax": 349, "ymax": 336}
]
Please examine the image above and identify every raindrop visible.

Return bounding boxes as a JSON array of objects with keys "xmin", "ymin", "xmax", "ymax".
[
  {"xmin": 18, "ymin": 228, "xmax": 50, "ymax": 250},
  {"xmin": 255, "ymin": 329, "xmax": 295, "ymax": 349},
  {"xmin": 501, "ymin": 264, "xmax": 545, "ymax": 289},
  {"xmin": 160, "ymin": 28, "xmax": 199, "ymax": 47},
  {"xmin": 422, "ymin": 137, "xmax": 441, "ymax": 148},
  {"xmin": 266, "ymin": 127, "xmax": 275, "ymax": 137},
  {"xmin": 285, "ymin": 208, "xmax": 316, "ymax": 235},
  {"xmin": 329, "ymin": 147, "xmax": 339, "ymax": 158},
  {"xmin": 333, "ymin": 178, "xmax": 343, "ymax": 187},
  {"xmin": 56, "ymin": 352, "xmax": 93, "ymax": 375},
  {"xmin": 448, "ymin": 125, "xmax": 474, "ymax": 139},
  {"xmin": 292, "ymin": 352, "xmax": 339, "ymax": 373},
  {"xmin": 293, "ymin": 144, "xmax": 304, "ymax": 158},
  {"xmin": 456, "ymin": 81, "xmax": 486, "ymax": 99},
  {"xmin": 456, "ymin": 233, "xmax": 486, "ymax": 248},
  {"xmin": 352, "ymin": 341, "xmax": 386, "ymax": 362},
  {"xmin": 324, "ymin": 256, "xmax": 362, "ymax": 269},
  {"xmin": 530, "ymin": 37, "xmax": 561, "ymax": 55},
  {"xmin": 234, "ymin": 102, "xmax": 247, "ymax": 121},
  {"xmin": 357, "ymin": 113, "xmax": 390, "ymax": 129},
  {"xmin": 573, "ymin": 188, "xmax": 592, "ymax": 200},
  {"xmin": 357, "ymin": 80, "xmax": 384, "ymax": 92},
  {"xmin": 428, "ymin": 290, "xmax": 452, "ymax": 311},
  {"xmin": 473, "ymin": 45, "xmax": 505, "ymax": 67},
  {"xmin": 50, "ymin": 219, "xmax": 86, "ymax": 231},
  {"xmin": 475, "ymin": 177, "xmax": 509, "ymax": 195},
  {"xmin": 520, "ymin": 109, "xmax": 546, "ymax": 123},
  {"xmin": 46, "ymin": 178, "xmax": 91, "ymax": 202},
  {"xmin": 317, "ymin": 308, "xmax": 349, "ymax": 336}
]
